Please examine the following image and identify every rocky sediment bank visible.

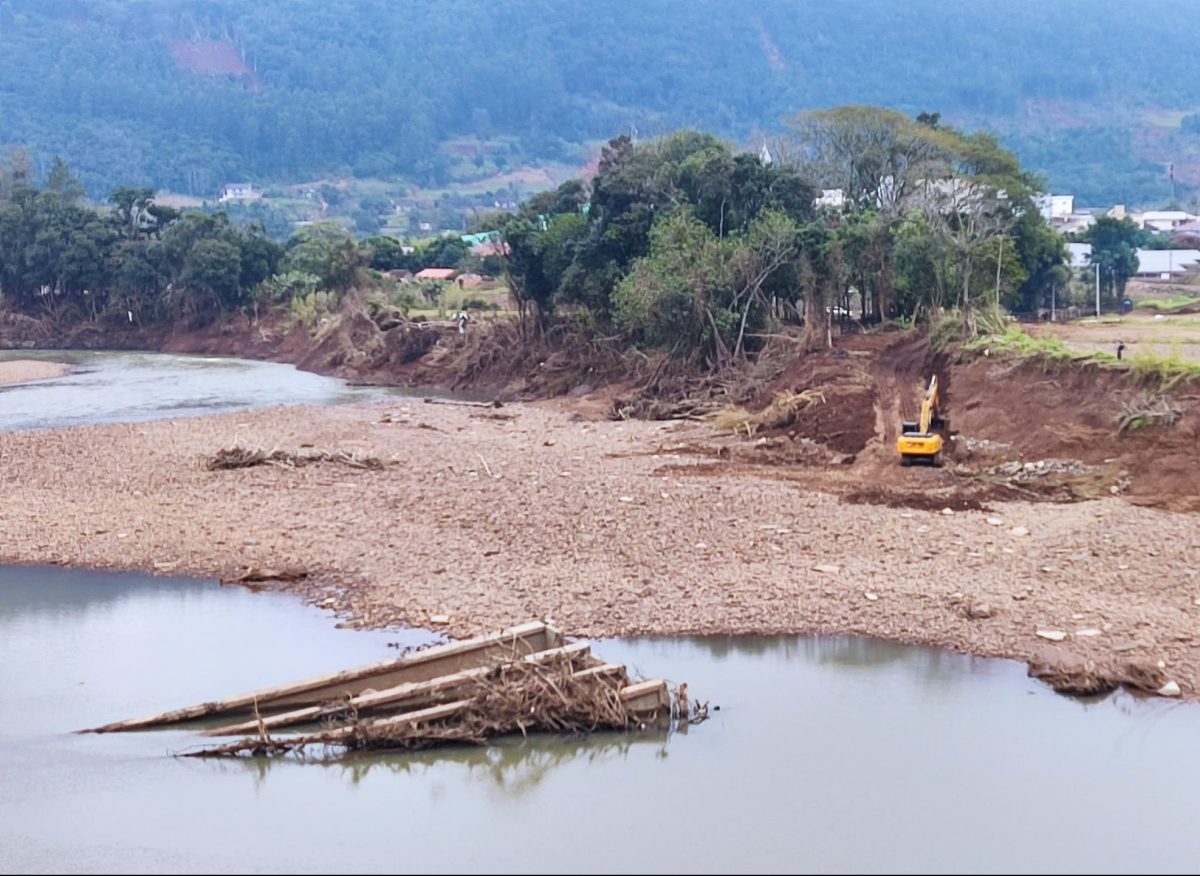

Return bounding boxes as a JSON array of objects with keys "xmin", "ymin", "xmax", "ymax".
[
  {"xmin": 1, "ymin": 398, "xmax": 1196, "ymax": 699},
  {"xmin": 0, "ymin": 359, "xmax": 69, "ymax": 386}
]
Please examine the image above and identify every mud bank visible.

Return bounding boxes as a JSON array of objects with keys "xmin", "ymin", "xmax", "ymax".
[
  {"xmin": 1, "ymin": 399, "xmax": 1197, "ymax": 699},
  {"xmin": 0, "ymin": 359, "xmax": 69, "ymax": 386}
]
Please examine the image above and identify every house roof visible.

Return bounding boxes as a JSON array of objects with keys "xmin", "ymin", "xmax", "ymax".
[
  {"xmin": 1066, "ymin": 244, "xmax": 1200, "ymax": 275},
  {"xmin": 1139, "ymin": 211, "xmax": 1197, "ymax": 222},
  {"xmin": 1135, "ymin": 249, "xmax": 1200, "ymax": 275},
  {"xmin": 414, "ymin": 268, "xmax": 457, "ymax": 281},
  {"xmin": 460, "ymin": 230, "xmax": 500, "ymax": 246},
  {"xmin": 471, "ymin": 241, "xmax": 508, "ymax": 257}
]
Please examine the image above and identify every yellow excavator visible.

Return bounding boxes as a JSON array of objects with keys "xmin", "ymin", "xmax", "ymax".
[{"xmin": 896, "ymin": 375, "xmax": 945, "ymax": 467}]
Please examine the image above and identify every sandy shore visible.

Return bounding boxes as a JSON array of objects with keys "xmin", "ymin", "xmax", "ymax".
[
  {"xmin": 1, "ymin": 400, "xmax": 1198, "ymax": 695},
  {"xmin": 0, "ymin": 359, "xmax": 69, "ymax": 386}
]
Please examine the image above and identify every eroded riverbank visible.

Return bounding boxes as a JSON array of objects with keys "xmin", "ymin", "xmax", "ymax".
[{"xmin": 2, "ymin": 398, "xmax": 1197, "ymax": 697}]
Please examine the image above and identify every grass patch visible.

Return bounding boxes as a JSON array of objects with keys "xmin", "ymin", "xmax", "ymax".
[
  {"xmin": 1135, "ymin": 295, "xmax": 1200, "ymax": 311},
  {"xmin": 963, "ymin": 325, "xmax": 1115, "ymax": 364},
  {"xmin": 1128, "ymin": 345, "xmax": 1200, "ymax": 387}
]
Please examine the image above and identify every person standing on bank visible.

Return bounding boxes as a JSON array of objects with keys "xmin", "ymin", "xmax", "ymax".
[{"xmin": 1117, "ymin": 341, "xmax": 1126, "ymax": 361}]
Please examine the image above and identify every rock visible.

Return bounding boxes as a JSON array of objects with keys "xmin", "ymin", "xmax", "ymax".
[
  {"xmin": 1037, "ymin": 629, "xmax": 1068, "ymax": 642},
  {"xmin": 1075, "ymin": 628, "xmax": 1102, "ymax": 637},
  {"xmin": 865, "ymin": 592, "xmax": 879, "ymax": 601},
  {"xmin": 813, "ymin": 563, "xmax": 841, "ymax": 574},
  {"xmin": 243, "ymin": 537, "xmax": 258, "ymax": 546},
  {"xmin": 695, "ymin": 542, "xmax": 708, "ymax": 550},
  {"xmin": 1010, "ymin": 526, "xmax": 1030, "ymax": 537},
  {"xmin": 543, "ymin": 439, "xmax": 557, "ymax": 447},
  {"xmin": 1157, "ymin": 681, "xmax": 1182, "ymax": 697},
  {"xmin": 430, "ymin": 614, "xmax": 450, "ymax": 625},
  {"xmin": 986, "ymin": 517, "xmax": 1004, "ymax": 526},
  {"xmin": 618, "ymin": 496, "xmax": 634, "ymax": 503},
  {"xmin": 968, "ymin": 603, "xmax": 995, "ymax": 619},
  {"xmin": 941, "ymin": 507, "xmax": 955, "ymax": 516}
]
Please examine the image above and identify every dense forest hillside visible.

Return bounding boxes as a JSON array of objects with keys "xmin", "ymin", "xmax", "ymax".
[{"xmin": 1, "ymin": 0, "xmax": 1198, "ymax": 206}]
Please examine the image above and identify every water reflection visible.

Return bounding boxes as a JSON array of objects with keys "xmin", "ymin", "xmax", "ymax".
[{"xmin": 207, "ymin": 729, "xmax": 672, "ymax": 797}]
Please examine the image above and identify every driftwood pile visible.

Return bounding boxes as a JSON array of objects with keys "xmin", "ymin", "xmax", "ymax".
[
  {"xmin": 82, "ymin": 622, "xmax": 698, "ymax": 761},
  {"xmin": 206, "ymin": 445, "xmax": 387, "ymax": 471}
]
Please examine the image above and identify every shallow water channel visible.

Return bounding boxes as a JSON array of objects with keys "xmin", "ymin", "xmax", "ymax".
[
  {"xmin": 3, "ymin": 353, "xmax": 1200, "ymax": 873},
  {"xmin": 0, "ymin": 349, "xmax": 407, "ymax": 431}
]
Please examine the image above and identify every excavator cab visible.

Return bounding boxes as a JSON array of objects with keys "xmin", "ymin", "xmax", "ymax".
[{"xmin": 897, "ymin": 375, "xmax": 946, "ymax": 467}]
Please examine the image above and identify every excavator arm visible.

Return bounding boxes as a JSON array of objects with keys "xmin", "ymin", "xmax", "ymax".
[{"xmin": 918, "ymin": 375, "xmax": 939, "ymax": 435}]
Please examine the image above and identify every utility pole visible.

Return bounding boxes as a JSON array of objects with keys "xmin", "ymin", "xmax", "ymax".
[
  {"xmin": 1051, "ymin": 282, "xmax": 1056, "ymax": 322},
  {"xmin": 1095, "ymin": 261, "xmax": 1101, "ymax": 318},
  {"xmin": 994, "ymin": 236, "xmax": 1004, "ymax": 306}
]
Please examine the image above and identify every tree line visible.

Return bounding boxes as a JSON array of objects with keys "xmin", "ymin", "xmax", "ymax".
[
  {"xmin": 498, "ymin": 109, "xmax": 1067, "ymax": 366},
  {"xmin": 0, "ymin": 148, "xmax": 504, "ymax": 328},
  {"xmin": 0, "ymin": 110, "xmax": 1071, "ymax": 366}
]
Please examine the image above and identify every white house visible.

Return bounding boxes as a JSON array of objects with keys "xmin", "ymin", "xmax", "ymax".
[
  {"xmin": 1068, "ymin": 243, "xmax": 1200, "ymax": 279},
  {"xmin": 218, "ymin": 182, "xmax": 262, "ymax": 203},
  {"xmin": 1134, "ymin": 249, "xmax": 1200, "ymax": 279},
  {"xmin": 1036, "ymin": 194, "xmax": 1075, "ymax": 221},
  {"xmin": 1067, "ymin": 242, "xmax": 1092, "ymax": 270},
  {"xmin": 1135, "ymin": 211, "xmax": 1200, "ymax": 233},
  {"xmin": 814, "ymin": 188, "xmax": 845, "ymax": 209}
]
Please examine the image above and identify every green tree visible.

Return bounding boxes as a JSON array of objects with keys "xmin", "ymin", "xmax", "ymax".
[
  {"xmin": 181, "ymin": 238, "xmax": 244, "ymax": 317},
  {"xmin": 284, "ymin": 222, "xmax": 363, "ymax": 290},
  {"xmin": 44, "ymin": 156, "xmax": 85, "ymax": 206},
  {"xmin": 1084, "ymin": 216, "xmax": 1142, "ymax": 302}
]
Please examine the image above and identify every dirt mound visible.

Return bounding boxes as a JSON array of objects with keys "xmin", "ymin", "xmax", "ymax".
[
  {"xmin": 1027, "ymin": 646, "xmax": 1170, "ymax": 697},
  {"xmin": 749, "ymin": 332, "xmax": 925, "ymax": 457},
  {"xmin": 842, "ymin": 483, "xmax": 996, "ymax": 512},
  {"xmin": 946, "ymin": 356, "xmax": 1200, "ymax": 511},
  {"xmin": 664, "ymin": 328, "xmax": 1200, "ymax": 514}
]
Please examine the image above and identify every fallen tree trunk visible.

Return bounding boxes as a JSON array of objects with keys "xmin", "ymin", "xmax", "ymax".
[
  {"xmin": 82, "ymin": 621, "xmax": 561, "ymax": 733},
  {"xmin": 181, "ymin": 655, "xmax": 671, "ymax": 759}
]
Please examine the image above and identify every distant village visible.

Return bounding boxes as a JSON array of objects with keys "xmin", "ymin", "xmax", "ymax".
[{"xmin": 1037, "ymin": 196, "xmax": 1200, "ymax": 283}]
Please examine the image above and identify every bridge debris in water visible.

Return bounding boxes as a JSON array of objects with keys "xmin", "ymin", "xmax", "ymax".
[{"xmin": 81, "ymin": 621, "xmax": 697, "ymax": 758}]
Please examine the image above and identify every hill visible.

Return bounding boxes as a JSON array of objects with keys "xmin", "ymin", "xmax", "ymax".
[{"xmin": 1, "ymin": 0, "xmax": 1198, "ymax": 206}]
